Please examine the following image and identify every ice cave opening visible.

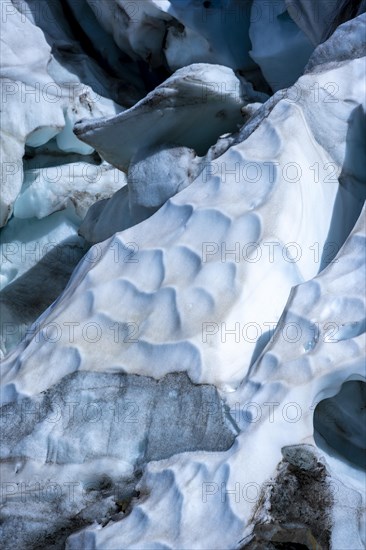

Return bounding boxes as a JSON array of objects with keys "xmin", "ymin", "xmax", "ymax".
[{"xmin": 314, "ymin": 380, "xmax": 366, "ymax": 470}]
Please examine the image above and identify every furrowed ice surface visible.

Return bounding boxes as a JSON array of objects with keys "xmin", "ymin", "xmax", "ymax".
[
  {"xmin": 65, "ymin": 206, "xmax": 366, "ymax": 550},
  {"xmin": 1, "ymin": 42, "xmax": 365, "ymax": 397},
  {"xmin": 0, "ymin": 4, "xmax": 365, "ymax": 550}
]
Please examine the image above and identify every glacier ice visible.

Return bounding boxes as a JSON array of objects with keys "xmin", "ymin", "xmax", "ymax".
[
  {"xmin": 0, "ymin": 371, "xmax": 236, "ymax": 548},
  {"xmin": 284, "ymin": 0, "xmax": 366, "ymax": 46},
  {"xmin": 14, "ymin": 161, "xmax": 125, "ymax": 220},
  {"xmin": 0, "ymin": 3, "xmax": 365, "ymax": 550},
  {"xmin": 0, "ymin": 0, "xmax": 124, "ymax": 227},
  {"xmin": 74, "ymin": 63, "xmax": 268, "ymax": 170},
  {"xmin": 249, "ymin": 0, "xmax": 315, "ymax": 91},
  {"xmin": 0, "ymin": 0, "xmax": 64, "ymax": 226},
  {"xmin": 0, "ymin": 208, "xmax": 85, "ymax": 355},
  {"xmin": 3, "ymin": 39, "xmax": 364, "ymax": 394}
]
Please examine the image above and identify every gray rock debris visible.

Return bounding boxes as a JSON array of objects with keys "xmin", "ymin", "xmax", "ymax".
[{"xmin": 241, "ymin": 445, "xmax": 333, "ymax": 550}]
